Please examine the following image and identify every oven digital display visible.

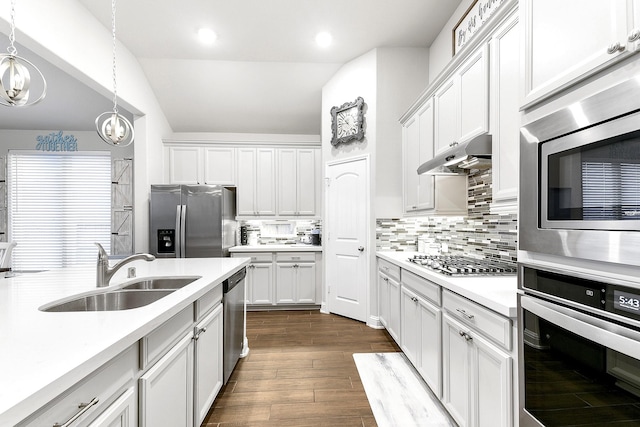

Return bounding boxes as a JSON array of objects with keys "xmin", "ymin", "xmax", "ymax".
[{"xmin": 614, "ymin": 290, "xmax": 640, "ymax": 313}]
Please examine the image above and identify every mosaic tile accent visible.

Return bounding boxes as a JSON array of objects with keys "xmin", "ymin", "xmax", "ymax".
[
  {"xmin": 377, "ymin": 168, "xmax": 518, "ymax": 266},
  {"xmin": 239, "ymin": 219, "xmax": 322, "ymax": 245}
]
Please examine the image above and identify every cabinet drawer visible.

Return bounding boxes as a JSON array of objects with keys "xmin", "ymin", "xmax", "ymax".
[
  {"xmin": 141, "ymin": 305, "xmax": 193, "ymax": 369},
  {"xmin": 378, "ymin": 258, "xmax": 400, "ymax": 282},
  {"xmin": 20, "ymin": 345, "xmax": 138, "ymax": 427},
  {"xmin": 234, "ymin": 252, "xmax": 273, "ymax": 263},
  {"xmin": 442, "ymin": 290, "xmax": 512, "ymax": 351},
  {"xmin": 275, "ymin": 252, "xmax": 315, "ymax": 262},
  {"xmin": 401, "ymin": 269, "xmax": 440, "ymax": 306},
  {"xmin": 195, "ymin": 285, "xmax": 223, "ymax": 321}
]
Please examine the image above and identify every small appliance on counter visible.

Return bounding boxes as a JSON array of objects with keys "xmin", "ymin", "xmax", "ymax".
[
  {"xmin": 310, "ymin": 229, "xmax": 321, "ymax": 246},
  {"xmin": 239, "ymin": 225, "xmax": 248, "ymax": 245}
]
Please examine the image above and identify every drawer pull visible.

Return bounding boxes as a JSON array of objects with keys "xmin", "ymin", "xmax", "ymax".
[
  {"xmin": 456, "ymin": 308, "xmax": 475, "ymax": 320},
  {"xmin": 458, "ymin": 330, "xmax": 473, "ymax": 342},
  {"xmin": 411, "ymin": 296, "xmax": 418, "ymax": 303},
  {"xmin": 291, "ymin": 256, "xmax": 301, "ymax": 260},
  {"xmin": 53, "ymin": 397, "xmax": 99, "ymax": 427},
  {"xmin": 193, "ymin": 326, "xmax": 207, "ymax": 340}
]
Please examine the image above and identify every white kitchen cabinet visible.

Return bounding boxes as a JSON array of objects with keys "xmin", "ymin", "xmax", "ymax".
[
  {"xmin": 139, "ymin": 332, "xmax": 194, "ymax": 427},
  {"xmin": 377, "ymin": 258, "xmax": 401, "ymax": 342},
  {"xmin": 403, "ymin": 100, "xmax": 435, "ymax": 213},
  {"xmin": 277, "ymin": 148, "xmax": 319, "ymax": 216},
  {"xmin": 522, "ymin": 0, "xmax": 640, "ymax": 108},
  {"xmin": 400, "ymin": 283, "xmax": 442, "ymax": 398},
  {"xmin": 168, "ymin": 146, "xmax": 236, "ymax": 185},
  {"xmin": 490, "ymin": 12, "xmax": 520, "ymax": 213},
  {"xmin": 434, "ymin": 45, "xmax": 489, "ymax": 154},
  {"xmin": 87, "ymin": 386, "xmax": 137, "ymax": 427},
  {"xmin": 442, "ymin": 290, "xmax": 513, "ymax": 427},
  {"xmin": 275, "ymin": 257, "xmax": 316, "ymax": 304},
  {"xmin": 194, "ymin": 304, "xmax": 224, "ymax": 426},
  {"xmin": 233, "ymin": 252, "xmax": 274, "ymax": 305},
  {"xmin": 237, "ymin": 148, "xmax": 277, "ymax": 216}
]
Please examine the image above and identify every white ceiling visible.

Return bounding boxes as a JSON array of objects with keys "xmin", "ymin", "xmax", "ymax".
[{"xmin": 3, "ymin": 0, "xmax": 461, "ymax": 134}]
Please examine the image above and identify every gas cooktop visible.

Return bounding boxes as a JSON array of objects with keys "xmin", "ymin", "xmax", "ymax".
[{"xmin": 407, "ymin": 254, "xmax": 517, "ymax": 276}]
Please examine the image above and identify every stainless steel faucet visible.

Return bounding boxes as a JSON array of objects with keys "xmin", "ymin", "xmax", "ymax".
[{"xmin": 94, "ymin": 243, "xmax": 155, "ymax": 287}]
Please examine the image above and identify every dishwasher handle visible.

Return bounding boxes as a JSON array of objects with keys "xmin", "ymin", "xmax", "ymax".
[{"xmin": 224, "ymin": 267, "xmax": 246, "ymax": 293}]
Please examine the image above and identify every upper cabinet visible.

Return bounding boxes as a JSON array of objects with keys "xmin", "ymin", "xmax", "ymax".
[
  {"xmin": 403, "ymin": 100, "xmax": 435, "ymax": 213},
  {"xmin": 237, "ymin": 148, "xmax": 277, "ymax": 216},
  {"xmin": 277, "ymin": 148, "xmax": 320, "ymax": 216},
  {"xmin": 168, "ymin": 146, "xmax": 236, "ymax": 185},
  {"xmin": 434, "ymin": 45, "xmax": 489, "ymax": 154},
  {"xmin": 522, "ymin": 0, "xmax": 640, "ymax": 108},
  {"xmin": 490, "ymin": 12, "xmax": 520, "ymax": 213}
]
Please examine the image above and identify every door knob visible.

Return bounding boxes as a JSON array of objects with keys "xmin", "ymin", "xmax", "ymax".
[{"xmin": 358, "ymin": 246, "xmax": 364, "ymax": 252}]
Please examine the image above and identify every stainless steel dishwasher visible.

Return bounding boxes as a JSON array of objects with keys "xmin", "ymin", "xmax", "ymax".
[{"xmin": 222, "ymin": 267, "xmax": 246, "ymax": 384}]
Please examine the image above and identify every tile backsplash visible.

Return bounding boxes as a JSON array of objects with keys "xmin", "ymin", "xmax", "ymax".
[
  {"xmin": 239, "ymin": 219, "xmax": 322, "ymax": 245},
  {"xmin": 377, "ymin": 168, "xmax": 517, "ymax": 265}
]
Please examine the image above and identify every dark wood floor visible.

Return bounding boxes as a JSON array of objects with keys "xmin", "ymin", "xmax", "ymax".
[{"xmin": 201, "ymin": 310, "xmax": 401, "ymax": 426}]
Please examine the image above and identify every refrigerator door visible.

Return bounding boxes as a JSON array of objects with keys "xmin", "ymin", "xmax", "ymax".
[
  {"xmin": 149, "ymin": 185, "xmax": 182, "ymax": 258},
  {"xmin": 183, "ymin": 185, "xmax": 223, "ymax": 257}
]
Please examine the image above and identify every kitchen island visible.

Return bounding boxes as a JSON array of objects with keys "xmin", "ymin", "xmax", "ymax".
[{"xmin": 0, "ymin": 257, "xmax": 249, "ymax": 426}]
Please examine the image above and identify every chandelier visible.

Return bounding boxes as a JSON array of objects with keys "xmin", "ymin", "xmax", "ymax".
[
  {"xmin": 95, "ymin": 0, "xmax": 134, "ymax": 147},
  {"xmin": 0, "ymin": 0, "xmax": 47, "ymax": 107}
]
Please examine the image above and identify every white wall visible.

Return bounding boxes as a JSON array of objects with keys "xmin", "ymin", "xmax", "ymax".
[
  {"xmin": 0, "ymin": 0, "xmax": 173, "ymax": 252},
  {"xmin": 428, "ymin": 0, "xmax": 475, "ymax": 83}
]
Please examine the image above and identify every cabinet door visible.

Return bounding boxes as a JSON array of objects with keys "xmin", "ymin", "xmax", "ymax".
[
  {"xmin": 203, "ymin": 147, "xmax": 236, "ymax": 185},
  {"xmin": 378, "ymin": 272, "xmax": 389, "ymax": 327},
  {"xmin": 474, "ymin": 333, "xmax": 512, "ymax": 427},
  {"xmin": 458, "ymin": 45, "xmax": 489, "ymax": 143},
  {"xmin": 194, "ymin": 304, "xmax": 223, "ymax": 426},
  {"xmin": 403, "ymin": 114, "xmax": 421, "ymax": 212},
  {"xmin": 434, "ymin": 77, "xmax": 459, "ymax": 155},
  {"xmin": 523, "ymin": 0, "xmax": 631, "ymax": 107},
  {"xmin": 400, "ymin": 286, "xmax": 420, "ymax": 364},
  {"xmin": 277, "ymin": 148, "xmax": 298, "ymax": 216},
  {"xmin": 139, "ymin": 333, "xmax": 194, "ymax": 427},
  {"xmin": 275, "ymin": 262, "xmax": 296, "ymax": 304},
  {"xmin": 490, "ymin": 13, "xmax": 520, "ymax": 212},
  {"xmin": 236, "ymin": 148, "xmax": 257, "ymax": 216},
  {"xmin": 255, "ymin": 148, "xmax": 276, "ymax": 215},
  {"xmin": 387, "ymin": 276, "xmax": 401, "ymax": 343},
  {"xmin": 295, "ymin": 149, "xmax": 318, "ymax": 216},
  {"xmin": 417, "ymin": 101, "xmax": 435, "ymax": 210},
  {"xmin": 169, "ymin": 146, "xmax": 201, "ymax": 184},
  {"xmin": 442, "ymin": 313, "xmax": 471, "ymax": 427},
  {"xmin": 295, "ymin": 262, "xmax": 316, "ymax": 303},
  {"xmin": 418, "ymin": 296, "xmax": 442, "ymax": 398},
  {"xmin": 250, "ymin": 263, "xmax": 273, "ymax": 305},
  {"xmin": 87, "ymin": 387, "xmax": 137, "ymax": 427}
]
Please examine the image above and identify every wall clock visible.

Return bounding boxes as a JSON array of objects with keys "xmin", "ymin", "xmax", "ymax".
[{"xmin": 330, "ymin": 96, "xmax": 366, "ymax": 147}]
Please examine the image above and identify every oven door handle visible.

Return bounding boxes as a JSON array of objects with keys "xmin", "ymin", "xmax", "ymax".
[{"xmin": 521, "ymin": 295, "xmax": 640, "ymax": 359}]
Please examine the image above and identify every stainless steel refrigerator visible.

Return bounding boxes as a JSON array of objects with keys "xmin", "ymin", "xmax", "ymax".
[{"xmin": 149, "ymin": 185, "xmax": 236, "ymax": 258}]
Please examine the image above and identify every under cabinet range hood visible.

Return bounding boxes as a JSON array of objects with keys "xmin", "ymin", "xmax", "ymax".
[{"xmin": 417, "ymin": 134, "xmax": 492, "ymax": 175}]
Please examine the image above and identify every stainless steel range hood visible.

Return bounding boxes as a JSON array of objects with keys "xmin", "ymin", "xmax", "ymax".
[{"xmin": 417, "ymin": 134, "xmax": 492, "ymax": 175}]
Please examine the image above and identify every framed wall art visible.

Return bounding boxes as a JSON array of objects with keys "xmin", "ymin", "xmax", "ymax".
[{"xmin": 330, "ymin": 96, "xmax": 366, "ymax": 147}]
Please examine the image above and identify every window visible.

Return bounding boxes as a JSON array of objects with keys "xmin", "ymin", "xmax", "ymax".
[{"xmin": 8, "ymin": 152, "xmax": 111, "ymax": 270}]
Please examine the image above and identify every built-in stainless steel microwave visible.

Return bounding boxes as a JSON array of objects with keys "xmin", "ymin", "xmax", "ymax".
[{"xmin": 520, "ymin": 78, "xmax": 640, "ymax": 268}]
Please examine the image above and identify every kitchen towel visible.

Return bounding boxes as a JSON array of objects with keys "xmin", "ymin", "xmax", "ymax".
[{"xmin": 353, "ymin": 352, "xmax": 456, "ymax": 427}]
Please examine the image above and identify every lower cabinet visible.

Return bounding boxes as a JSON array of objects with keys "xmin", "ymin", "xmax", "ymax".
[
  {"xmin": 139, "ymin": 332, "xmax": 195, "ymax": 427},
  {"xmin": 194, "ymin": 304, "xmax": 224, "ymax": 426},
  {"xmin": 275, "ymin": 261, "xmax": 316, "ymax": 304},
  {"xmin": 442, "ymin": 308, "xmax": 513, "ymax": 427},
  {"xmin": 87, "ymin": 386, "xmax": 137, "ymax": 427},
  {"xmin": 377, "ymin": 258, "xmax": 401, "ymax": 342}
]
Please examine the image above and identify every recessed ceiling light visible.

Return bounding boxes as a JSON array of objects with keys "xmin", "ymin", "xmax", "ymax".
[
  {"xmin": 315, "ymin": 32, "xmax": 332, "ymax": 48},
  {"xmin": 198, "ymin": 28, "xmax": 217, "ymax": 44}
]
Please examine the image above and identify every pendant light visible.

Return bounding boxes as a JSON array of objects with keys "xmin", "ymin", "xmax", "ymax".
[
  {"xmin": 95, "ymin": 0, "xmax": 134, "ymax": 147},
  {"xmin": 0, "ymin": 0, "xmax": 47, "ymax": 107}
]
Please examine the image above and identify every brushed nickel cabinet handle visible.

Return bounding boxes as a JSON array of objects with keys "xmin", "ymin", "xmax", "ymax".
[{"xmin": 53, "ymin": 397, "xmax": 99, "ymax": 427}]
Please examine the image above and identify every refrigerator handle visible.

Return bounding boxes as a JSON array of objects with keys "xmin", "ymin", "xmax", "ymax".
[
  {"xmin": 180, "ymin": 204, "xmax": 187, "ymax": 258},
  {"xmin": 175, "ymin": 204, "xmax": 182, "ymax": 258}
]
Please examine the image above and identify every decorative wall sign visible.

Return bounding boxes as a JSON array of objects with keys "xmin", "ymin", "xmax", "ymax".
[
  {"xmin": 330, "ymin": 96, "xmax": 366, "ymax": 147},
  {"xmin": 453, "ymin": 0, "xmax": 506, "ymax": 55},
  {"xmin": 35, "ymin": 131, "xmax": 78, "ymax": 152}
]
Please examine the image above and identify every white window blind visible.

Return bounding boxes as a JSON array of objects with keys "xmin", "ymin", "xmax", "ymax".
[{"xmin": 8, "ymin": 152, "xmax": 111, "ymax": 270}]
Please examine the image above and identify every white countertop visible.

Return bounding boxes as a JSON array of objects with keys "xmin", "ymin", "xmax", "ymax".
[
  {"xmin": 376, "ymin": 252, "xmax": 517, "ymax": 318},
  {"xmin": 230, "ymin": 244, "xmax": 323, "ymax": 252},
  {"xmin": 0, "ymin": 257, "xmax": 250, "ymax": 426}
]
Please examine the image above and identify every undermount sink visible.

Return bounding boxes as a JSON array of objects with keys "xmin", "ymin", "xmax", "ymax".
[
  {"xmin": 41, "ymin": 290, "xmax": 174, "ymax": 312},
  {"xmin": 40, "ymin": 276, "xmax": 202, "ymax": 312},
  {"xmin": 120, "ymin": 276, "xmax": 200, "ymax": 290}
]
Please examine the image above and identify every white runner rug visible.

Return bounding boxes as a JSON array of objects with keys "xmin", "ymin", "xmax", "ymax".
[{"xmin": 353, "ymin": 352, "xmax": 457, "ymax": 427}]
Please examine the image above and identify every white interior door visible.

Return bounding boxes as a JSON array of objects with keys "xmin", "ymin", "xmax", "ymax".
[{"xmin": 326, "ymin": 156, "xmax": 369, "ymax": 322}]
